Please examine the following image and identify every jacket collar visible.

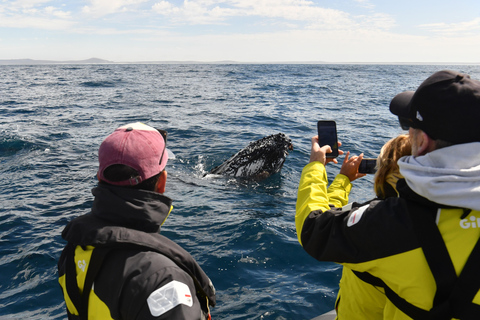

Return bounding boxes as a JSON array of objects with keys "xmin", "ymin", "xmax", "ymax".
[
  {"xmin": 397, "ymin": 178, "xmax": 456, "ymax": 210},
  {"xmin": 91, "ymin": 184, "xmax": 172, "ymax": 233},
  {"xmin": 398, "ymin": 143, "xmax": 480, "ymax": 211}
]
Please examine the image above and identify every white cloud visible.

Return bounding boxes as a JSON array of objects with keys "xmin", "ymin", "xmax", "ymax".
[
  {"xmin": 356, "ymin": 13, "xmax": 395, "ymax": 30},
  {"xmin": 11, "ymin": 0, "xmax": 53, "ymax": 7},
  {"xmin": 0, "ymin": 15, "xmax": 74, "ymax": 29},
  {"xmin": 127, "ymin": 26, "xmax": 480, "ymax": 63},
  {"xmin": 44, "ymin": 6, "xmax": 71, "ymax": 19},
  {"xmin": 352, "ymin": 0, "xmax": 375, "ymax": 10},
  {"xmin": 420, "ymin": 18, "xmax": 480, "ymax": 37},
  {"xmin": 150, "ymin": 0, "xmax": 393, "ymax": 32},
  {"xmin": 72, "ymin": 26, "xmax": 169, "ymax": 36},
  {"xmin": 82, "ymin": 0, "xmax": 151, "ymax": 17},
  {"xmin": 0, "ymin": 1, "xmax": 73, "ymax": 29},
  {"xmin": 152, "ymin": 0, "xmax": 235, "ymax": 24},
  {"xmin": 3, "ymin": 0, "xmax": 479, "ymax": 63},
  {"xmin": 152, "ymin": 1, "xmax": 180, "ymax": 15},
  {"xmin": 151, "ymin": 0, "xmax": 356, "ymax": 28}
]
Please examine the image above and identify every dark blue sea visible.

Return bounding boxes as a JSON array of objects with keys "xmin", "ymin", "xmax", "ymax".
[{"xmin": 2, "ymin": 63, "xmax": 480, "ymax": 320}]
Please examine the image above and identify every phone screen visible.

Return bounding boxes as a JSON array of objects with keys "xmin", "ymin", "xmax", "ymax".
[
  {"xmin": 358, "ymin": 158, "xmax": 377, "ymax": 174},
  {"xmin": 317, "ymin": 120, "xmax": 339, "ymax": 158}
]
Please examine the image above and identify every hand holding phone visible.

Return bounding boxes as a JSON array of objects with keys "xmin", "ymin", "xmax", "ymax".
[
  {"xmin": 317, "ymin": 120, "xmax": 339, "ymax": 158},
  {"xmin": 358, "ymin": 158, "xmax": 377, "ymax": 174}
]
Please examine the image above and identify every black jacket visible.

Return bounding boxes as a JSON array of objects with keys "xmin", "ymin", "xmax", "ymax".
[{"xmin": 58, "ymin": 185, "xmax": 216, "ymax": 319}]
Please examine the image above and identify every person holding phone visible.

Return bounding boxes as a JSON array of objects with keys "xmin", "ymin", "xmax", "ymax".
[
  {"xmin": 313, "ymin": 134, "xmax": 411, "ymax": 319},
  {"xmin": 296, "ymin": 70, "xmax": 480, "ymax": 319},
  {"xmin": 335, "ymin": 134, "xmax": 411, "ymax": 319}
]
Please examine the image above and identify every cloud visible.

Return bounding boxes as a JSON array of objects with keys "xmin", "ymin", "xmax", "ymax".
[
  {"xmin": 0, "ymin": 15, "xmax": 74, "ymax": 30},
  {"xmin": 10, "ymin": 0, "xmax": 53, "ymax": 7},
  {"xmin": 44, "ymin": 6, "xmax": 71, "ymax": 19},
  {"xmin": 5, "ymin": 0, "xmax": 479, "ymax": 63},
  {"xmin": 148, "ymin": 0, "xmax": 397, "ymax": 35},
  {"xmin": 152, "ymin": 0, "xmax": 236, "ymax": 24},
  {"xmin": 1, "ymin": 0, "xmax": 395, "ymax": 34},
  {"xmin": 72, "ymin": 26, "xmax": 169, "ymax": 36},
  {"xmin": 0, "ymin": 1, "xmax": 73, "ymax": 29},
  {"xmin": 420, "ymin": 18, "xmax": 480, "ymax": 37},
  {"xmin": 126, "ymin": 25, "xmax": 480, "ymax": 63},
  {"xmin": 152, "ymin": 1, "xmax": 180, "ymax": 15},
  {"xmin": 150, "ymin": 0, "xmax": 383, "ymax": 30},
  {"xmin": 352, "ymin": 0, "xmax": 375, "ymax": 9},
  {"xmin": 82, "ymin": 0, "xmax": 151, "ymax": 17},
  {"xmin": 356, "ymin": 13, "xmax": 395, "ymax": 30}
]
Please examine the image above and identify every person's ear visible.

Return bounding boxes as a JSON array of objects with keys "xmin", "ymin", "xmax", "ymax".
[
  {"xmin": 417, "ymin": 131, "xmax": 434, "ymax": 155},
  {"xmin": 155, "ymin": 171, "xmax": 167, "ymax": 194}
]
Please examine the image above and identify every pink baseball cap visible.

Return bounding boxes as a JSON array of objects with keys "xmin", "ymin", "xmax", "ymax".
[{"xmin": 97, "ymin": 122, "xmax": 168, "ymax": 186}]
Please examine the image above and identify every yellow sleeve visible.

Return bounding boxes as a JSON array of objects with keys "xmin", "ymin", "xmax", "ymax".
[
  {"xmin": 295, "ymin": 162, "xmax": 329, "ymax": 245},
  {"xmin": 296, "ymin": 162, "xmax": 353, "ymax": 245},
  {"xmin": 327, "ymin": 174, "xmax": 352, "ymax": 208}
]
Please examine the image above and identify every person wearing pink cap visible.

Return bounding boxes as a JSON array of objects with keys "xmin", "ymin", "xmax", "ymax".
[
  {"xmin": 297, "ymin": 70, "xmax": 480, "ymax": 319},
  {"xmin": 57, "ymin": 122, "xmax": 216, "ymax": 320}
]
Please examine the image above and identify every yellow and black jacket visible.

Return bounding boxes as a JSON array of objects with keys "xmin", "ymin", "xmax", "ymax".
[
  {"xmin": 58, "ymin": 185, "xmax": 216, "ymax": 319},
  {"xmin": 296, "ymin": 159, "xmax": 480, "ymax": 320},
  {"xmin": 320, "ymin": 171, "xmax": 386, "ymax": 320}
]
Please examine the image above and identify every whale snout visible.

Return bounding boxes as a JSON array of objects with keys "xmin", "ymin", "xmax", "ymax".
[
  {"xmin": 278, "ymin": 133, "xmax": 293, "ymax": 153},
  {"xmin": 208, "ymin": 132, "xmax": 293, "ymax": 179}
]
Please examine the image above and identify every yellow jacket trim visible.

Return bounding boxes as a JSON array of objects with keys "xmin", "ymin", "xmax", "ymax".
[{"xmin": 58, "ymin": 245, "xmax": 113, "ymax": 319}]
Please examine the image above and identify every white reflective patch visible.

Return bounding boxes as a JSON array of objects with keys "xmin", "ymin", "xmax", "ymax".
[
  {"xmin": 147, "ymin": 280, "xmax": 193, "ymax": 317},
  {"xmin": 416, "ymin": 111, "xmax": 424, "ymax": 121},
  {"xmin": 347, "ymin": 205, "xmax": 368, "ymax": 227},
  {"xmin": 77, "ymin": 259, "xmax": 86, "ymax": 272}
]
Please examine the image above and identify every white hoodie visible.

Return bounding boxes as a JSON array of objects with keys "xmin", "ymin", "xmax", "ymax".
[{"xmin": 398, "ymin": 142, "xmax": 480, "ymax": 211}]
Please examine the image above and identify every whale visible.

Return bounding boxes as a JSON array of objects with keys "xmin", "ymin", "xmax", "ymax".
[{"xmin": 207, "ymin": 133, "xmax": 293, "ymax": 179}]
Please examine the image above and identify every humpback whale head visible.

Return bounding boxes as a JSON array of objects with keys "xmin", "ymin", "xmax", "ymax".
[{"xmin": 208, "ymin": 133, "xmax": 293, "ymax": 179}]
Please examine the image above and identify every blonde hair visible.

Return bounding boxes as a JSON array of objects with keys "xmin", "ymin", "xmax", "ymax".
[{"xmin": 374, "ymin": 134, "xmax": 412, "ymax": 199}]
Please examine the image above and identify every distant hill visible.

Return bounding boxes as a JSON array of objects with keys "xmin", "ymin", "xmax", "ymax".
[
  {"xmin": 0, "ymin": 58, "xmax": 114, "ymax": 65},
  {"xmin": 0, "ymin": 58, "xmax": 329, "ymax": 65},
  {"xmin": 0, "ymin": 58, "xmax": 244, "ymax": 65}
]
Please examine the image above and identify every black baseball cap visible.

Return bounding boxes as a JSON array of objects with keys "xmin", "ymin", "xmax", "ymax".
[{"xmin": 389, "ymin": 70, "xmax": 480, "ymax": 144}]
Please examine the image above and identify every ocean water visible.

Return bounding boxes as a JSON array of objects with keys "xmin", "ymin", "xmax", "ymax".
[{"xmin": 1, "ymin": 63, "xmax": 480, "ymax": 320}]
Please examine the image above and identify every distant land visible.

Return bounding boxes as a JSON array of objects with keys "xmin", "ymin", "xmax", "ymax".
[
  {"xmin": 0, "ymin": 58, "xmax": 323, "ymax": 65},
  {"xmin": 0, "ymin": 58, "xmax": 115, "ymax": 65},
  {"xmin": 0, "ymin": 58, "xmax": 478, "ymax": 65},
  {"xmin": 0, "ymin": 58, "xmax": 253, "ymax": 65}
]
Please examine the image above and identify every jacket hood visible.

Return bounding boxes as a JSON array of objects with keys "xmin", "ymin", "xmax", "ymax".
[
  {"xmin": 91, "ymin": 184, "xmax": 173, "ymax": 233},
  {"xmin": 398, "ymin": 142, "xmax": 480, "ymax": 211}
]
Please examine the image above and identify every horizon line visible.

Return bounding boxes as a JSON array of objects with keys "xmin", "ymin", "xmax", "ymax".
[{"xmin": 0, "ymin": 58, "xmax": 479, "ymax": 65}]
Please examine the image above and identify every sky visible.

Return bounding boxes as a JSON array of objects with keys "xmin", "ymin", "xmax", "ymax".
[{"xmin": 1, "ymin": 0, "xmax": 480, "ymax": 63}]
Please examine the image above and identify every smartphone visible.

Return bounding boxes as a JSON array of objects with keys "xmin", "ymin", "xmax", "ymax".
[
  {"xmin": 317, "ymin": 120, "xmax": 339, "ymax": 158},
  {"xmin": 358, "ymin": 158, "xmax": 377, "ymax": 174}
]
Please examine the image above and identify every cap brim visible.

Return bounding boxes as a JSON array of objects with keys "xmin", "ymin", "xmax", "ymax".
[
  {"xmin": 390, "ymin": 91, "xmax": 414, "ymax": 118},
  {"xmin": 166, "ymin": 148, "xmax": 175, "ymax": 160}
]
